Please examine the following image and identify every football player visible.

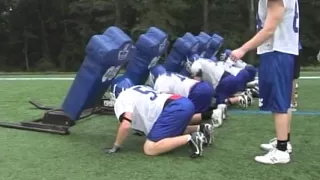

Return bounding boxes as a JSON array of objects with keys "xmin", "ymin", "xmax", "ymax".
[
  {"xmin": 220, "ymin": 49, "xmax": 259, "ymax": 97},
  {"xmin": 189, "ymin": 58, "xmax": 251, "ymax": 109},
  {"xmin": 105, "ymin": 85, "xmax": 214, "ymax": 158},
  {"xmin": 148, "ymin": 64, "xmax": 226, "ymax": 128}
]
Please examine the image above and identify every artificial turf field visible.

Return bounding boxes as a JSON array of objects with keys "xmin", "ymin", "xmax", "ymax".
[{"xmin": 0, "ymin": 72, "xmax": 319, "ymax": 180}]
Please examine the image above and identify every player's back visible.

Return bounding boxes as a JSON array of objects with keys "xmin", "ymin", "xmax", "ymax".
[
  {"xmin": 192, "ymin": 58, "xmax": 224, "ymax": 88},
  {"xmin": 114, "ymin": 85, "xmax": 171, "ymax": 134},
  {"xmin": 154, "ymin": 72, "xmax": 198, "ymax": 97},
  {"xmin": 257, "ymin": 0, "xmax": 299, "ymax": 55}
]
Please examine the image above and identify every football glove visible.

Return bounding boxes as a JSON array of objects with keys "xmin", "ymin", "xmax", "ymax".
[{"xmin": 104, "ymin": 145, "xmax": 121, "ymax": 154}]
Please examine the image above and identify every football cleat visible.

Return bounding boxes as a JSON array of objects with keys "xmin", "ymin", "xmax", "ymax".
[
  {"xmin": 189, "ymin": 132, "xmax": 206, "ymax": 158},
  {"xmin": 238, "ymin": 95, "xmax": 249, "ymax": 109},
  {"xmin": 200, "ymin": 123, "xmax": 214, "ymax": 146},
  {"xmin": 250, "ymin": 86, "xmax": 259, "ymax": 98},
  {"xmin": 290, "ymin": 103, "xmax": 297, "ymax": 112},
  {"xmin": 244, "ymin": 89, "xmax": 254, "ymax": 106},
  {"xmin": 260, "ymin": 138, "xmax": 292, "ymax": 154},
  {"xmin": 246, "ymin": 79, "xmax": 259, "ymax": 88},
  {"xmin": 211, "ymin": 109, "xmax": 223, "ymax": 127},
  {"xmin": 217, "ymin": 104, "xmax": 227, "ymax": 120}
]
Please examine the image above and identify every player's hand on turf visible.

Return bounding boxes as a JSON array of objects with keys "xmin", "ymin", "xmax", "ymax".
[
  {"xmin": 104, "ymin": 145, "xmax": 120, "ymax": 154},
  {"xmin": 230, "ymin": 48, "xmax": 247, "ymax": 61}
]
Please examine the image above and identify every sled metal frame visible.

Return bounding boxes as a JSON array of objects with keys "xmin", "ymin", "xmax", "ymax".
[{"xmin": 0, "ymin": 98, "xmax": 115, "ymax": 135}]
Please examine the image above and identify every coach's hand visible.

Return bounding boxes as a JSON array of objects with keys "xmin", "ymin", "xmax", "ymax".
[
  {"xmin": 104, "ymin": 145, "xmax": 121, "ymax": 154},
  {"xmin": 230, "ymin": 48, "xmax": 247, "ymax": 61}
]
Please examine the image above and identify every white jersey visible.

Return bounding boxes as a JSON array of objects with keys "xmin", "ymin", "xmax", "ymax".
[
  {"xmin": 257, "ymin": 0, "xmax": 299, "ymax": 55},
  {"xmin": 114, "ymin": 85, "xmax": 171, "ymax": 135},
  {"xmin": 217, "ymin": 61, "xmax": 241, "ymax": 76},
  {"xmin": 154, "ymin": 72, "xmax": 198, "ymax": 97},
  {"xmin": 191, "ymin": 58, "xmax": 225, "ymax": 88}
]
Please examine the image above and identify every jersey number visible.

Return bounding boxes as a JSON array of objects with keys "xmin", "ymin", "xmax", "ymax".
[
  {"xmin": 133, "ymin": 86, "xmax": 158, "ymax": 101},
  {"xmin": 293, "ymin": 2, "xmax": 299, "ymax": 33}
]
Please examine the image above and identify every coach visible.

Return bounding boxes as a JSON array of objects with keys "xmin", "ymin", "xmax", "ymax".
[{"xmin": 230, "ymin": 0, "xmax": 299, "ymax": 164}]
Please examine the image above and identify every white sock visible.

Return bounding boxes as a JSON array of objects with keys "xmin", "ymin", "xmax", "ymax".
[{"xmin": 187, "ymin": 134, "xmax": 192, "ymax": 141}]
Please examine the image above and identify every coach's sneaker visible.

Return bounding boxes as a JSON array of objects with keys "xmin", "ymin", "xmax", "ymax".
[
  {"xmin": 238, "ymin": 95, "xmax": 249, "ymax": 109},
  {"xmin": 189, "ymin": 132, "xmax": 206, "ymax": 158},
  {"xmin": 254, "ymin": 148, "xmax": 290, "ymax": 164},
  {"xmin": 200, "ymin": 123, "xmax": 214, "ymax": 146},
  {"xmin": 260, "ymin": 138, "xmax": 292, "ymax": 153},
  {"xmin": 217, "ymin": 104, "xmax": 227, "ymax": 120},
  {"xmin": 211, "ymin": 109, "xmax": 223, "ymax": 128}
]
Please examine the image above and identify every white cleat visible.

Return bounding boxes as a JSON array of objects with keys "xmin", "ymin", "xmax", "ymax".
[
  {"xmin": 211, "ymin": 109, "xmax": 223, "ymax": 128},
  {"xmin": 260, "ymin": 138, "xmax": 293, "ymax": 153},
  {"xmin": 217, "ymin": 104, "xmax": 227, "ymax": 120},
  {"xmin": 247, "ymin": 79, "xmax": 259, "ymax": 87},
  {"xmin": 254, "ymin": 148, "xmax": 290, "ymax": 164},
  {"xmin": 290, "ymin": 104, "xmax": 297, "ymax": 112}
]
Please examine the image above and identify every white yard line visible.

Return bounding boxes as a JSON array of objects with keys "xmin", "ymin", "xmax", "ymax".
[
  {"xmin": 0, "ymin": 77, "xmax": 75, "ymax": 80},
  {"xmin": 0, "ymin": 76, "xmax": 319, "ymax": 81},
  {"xmin": 254, "ymin": 76, "xmax": 320, "ymax": 80}
]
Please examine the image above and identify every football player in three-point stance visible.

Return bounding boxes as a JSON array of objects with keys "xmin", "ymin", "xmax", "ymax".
[{"xmin": 105, "ymin": 85, "xmax": 214, "ymax": 158}]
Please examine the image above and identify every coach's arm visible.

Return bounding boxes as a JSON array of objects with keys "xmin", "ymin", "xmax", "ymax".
[{"xmin": 231, "ymin": 0, "xmax": 285, "ymax": 59}]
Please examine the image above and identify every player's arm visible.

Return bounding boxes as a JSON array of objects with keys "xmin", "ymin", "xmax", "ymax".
[
  {"xmin": 106, "ymin": 113, "xmax": 132, "ymax": 153},
  {"xmin": 241, "ymin": 0, "xmax": 285, "ymax": 52},
  {"xmin": 114, "ymin": 113, "xmax": 132, "ymax": 147}
]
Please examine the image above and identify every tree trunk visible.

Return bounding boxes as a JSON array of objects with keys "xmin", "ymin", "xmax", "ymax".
[
  {"xmin": 203, "ymin": 0, "xmax": 209, "ymax": 32},
  {"xmin": 115, "ymin": 0, "xmax": 122, "ymax": 27},
  {"xmin": 60, "ymin": 21, "xmax": 69, "ymax": 71},
  {"xmin": 247, "ymin": 0, "xmax": 256, "ymax": 65},
  {"xmin": 37, "ymin": 0, "xmax": 50, "ymax": 59},
  {"xmin": 23, "ymin": 37, "xmax": 29, "ymax": 71}
]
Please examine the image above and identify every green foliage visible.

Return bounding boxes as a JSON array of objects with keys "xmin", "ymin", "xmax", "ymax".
[{"xmin": 0, "ymin": 0, "xmax": 319, "ymax": 71}]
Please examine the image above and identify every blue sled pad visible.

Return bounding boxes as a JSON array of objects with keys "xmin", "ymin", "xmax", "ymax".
[
  {"xmin": 163, "ymin": 33, "xmax": 198, "ymax": 73},
  {"xmin": 124, "ymin": 27, "xmax": 168, "ymax": 85},
  {"xmin": 204, "ymin": 33, "xmax": 224, "ymax": 59},
  {"xmin": 179, "ymin": 33, "xmax": 200, "ymax": 76},
  {"xmin": 196, "ymin": 32, "xmax": 211, "ymax": 57},
  {"xmin": 62, "ymin": 26, "xmax": 135, "ymax": 120}
]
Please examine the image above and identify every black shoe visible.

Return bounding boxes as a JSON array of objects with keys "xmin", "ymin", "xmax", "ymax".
[
  {"xmin": 188, "ymin": 132, "xmax": 205, "ymax": 158},
  {"xmin": 200, "ymin": 123, "xmax": 214, "ymax": 146},
  {"xmin": 251, "ymin": 86, "xmax": 259, "ymax": 98}
]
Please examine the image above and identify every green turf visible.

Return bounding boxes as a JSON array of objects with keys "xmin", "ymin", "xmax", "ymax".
[{"xmin": 0, "ymin": 75, "xmax": 320, "ymax": 180}]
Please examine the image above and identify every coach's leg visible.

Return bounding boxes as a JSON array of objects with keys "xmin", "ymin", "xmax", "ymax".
[{"xmin": 255, "ymin": 52, "xmax": 294, "ymax": 164}]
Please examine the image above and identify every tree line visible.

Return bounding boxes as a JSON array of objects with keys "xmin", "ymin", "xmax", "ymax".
[{"xmin": 0, "ymin": 0, "xmax": 319, "ymax": 72}]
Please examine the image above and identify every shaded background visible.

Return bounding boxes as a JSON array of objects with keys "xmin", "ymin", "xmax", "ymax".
[{"xmin": 0, "ymin": 0, "xmax": 318, "ymax": 72}]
